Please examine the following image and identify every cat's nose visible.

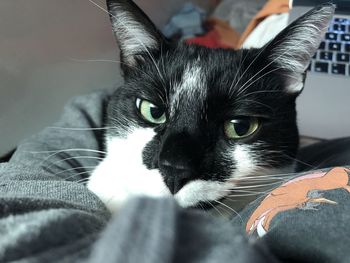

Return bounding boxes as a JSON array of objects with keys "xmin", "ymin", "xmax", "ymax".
[
  {"xmin": 158, "ymin": 131, "xmax": 203, "ymax": 194},
  {"xmin": 159, "ymin": 160, "xmax": 194, "ymax": 194}
]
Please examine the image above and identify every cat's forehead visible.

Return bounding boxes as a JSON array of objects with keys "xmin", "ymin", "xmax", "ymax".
[
  {"xmin": 129, "ymin": 45, "xmax": 284, "ymax": 118},
  {"xmin": 169, "ymin": 58, "xmax": 207, "ymax": 116},
  {"xmin": 162, "ymin": 47, "xmax": 264, "ymax": 113}
]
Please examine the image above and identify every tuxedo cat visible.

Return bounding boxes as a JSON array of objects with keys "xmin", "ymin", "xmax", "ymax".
[{"xmin": 87, "ymin": 0, "xmax": 334, "ymax": 213}]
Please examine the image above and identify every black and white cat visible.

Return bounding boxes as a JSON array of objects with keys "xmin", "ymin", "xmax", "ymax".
[{"xmin": 87, "ymin": 0, "xmax": 334, "ymax": 213}]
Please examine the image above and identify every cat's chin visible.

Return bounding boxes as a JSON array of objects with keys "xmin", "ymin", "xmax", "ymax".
[
  {"xmin": 88, "ymin": 156, "xmax": 296, "ymax": 215},
  {"xmin": 87, "ymin": 159, "xmax": 230, "ymax": 213}
]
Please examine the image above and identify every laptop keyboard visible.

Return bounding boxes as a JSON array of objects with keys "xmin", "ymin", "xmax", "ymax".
[{"xmin": 309, "ymin": 16, "xmax": 350, "ymax": 76}]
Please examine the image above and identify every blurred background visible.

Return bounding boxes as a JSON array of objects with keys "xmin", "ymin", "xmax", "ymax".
[
  {"xmin": 2, "ymin": 0, "xmax": 347, "ymax": 156},
  {"xmin": 0, "ymin": 0, "xmax": 218, "ymax": 155}
]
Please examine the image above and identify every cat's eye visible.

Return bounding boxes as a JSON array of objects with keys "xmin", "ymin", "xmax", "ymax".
[
  {"xmin": 224, "ymin": 117, "xmax": 259, "ymax": 139},
  {"xmin": 136, "ymin": 98, "xmax": 166, "ymax": 124}
]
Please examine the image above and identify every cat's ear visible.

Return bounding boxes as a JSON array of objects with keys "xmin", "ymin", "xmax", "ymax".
[
  {"xmin": 106, "ymin": 0, "xmax": 165, "ymax": 68},
  {"xmin": 264, "ymin": 4, "xmax": 334, "ymax": 94}
]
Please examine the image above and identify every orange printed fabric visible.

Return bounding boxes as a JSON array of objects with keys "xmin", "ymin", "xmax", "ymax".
[{"xmin": 246, "ymin": 167, "xmax": 350, "ymax": 237}]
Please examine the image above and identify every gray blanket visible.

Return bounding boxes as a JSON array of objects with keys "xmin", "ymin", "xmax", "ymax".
[{"xmin": 1, "ymin": 90, "xmax": 350, "ymax": 263}]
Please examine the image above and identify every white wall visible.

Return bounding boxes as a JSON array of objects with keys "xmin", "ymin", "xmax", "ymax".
[{"xmin": 0, "ymin": 0, "xmax": 212, "ymax": 155}]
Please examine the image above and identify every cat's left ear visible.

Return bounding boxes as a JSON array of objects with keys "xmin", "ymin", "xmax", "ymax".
[
  {"xmin": 264, "ymin": 4, "xmax": 334, "ymax": 94},
  {"xmin": 106, "ymin": 0, "xmax": 165, "ymax": 68}
]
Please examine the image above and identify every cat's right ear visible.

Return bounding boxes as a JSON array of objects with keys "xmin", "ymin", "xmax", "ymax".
[
  {"xmin": 106, "ymin": 0, "xmax": 165, "ymax": 69},
  {"xmin": 263, "ymin": 4, "xmax": 334, "ymax": 94}
]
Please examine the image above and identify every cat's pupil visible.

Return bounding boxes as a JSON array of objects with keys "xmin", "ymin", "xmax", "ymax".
[
  {"xmin": 232, "ymin": 118, "xmax": 251, "ymax": 136},
  {"xmin": 150, "ymin": 106, "xmax": 164, "ymax": 119}
]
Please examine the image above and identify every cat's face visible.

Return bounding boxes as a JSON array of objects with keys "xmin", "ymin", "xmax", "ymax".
[{"xmin": 87, "ymin": 0, "xmax": 334, "ymax": 212}]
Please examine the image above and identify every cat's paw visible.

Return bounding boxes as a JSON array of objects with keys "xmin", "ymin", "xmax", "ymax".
[{"xmin": 87, "ymin": 159, "xmax": 171, "ymax": 213}]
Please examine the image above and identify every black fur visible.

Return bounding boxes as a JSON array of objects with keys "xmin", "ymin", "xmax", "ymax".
[{"xmin": 104, "ymin": 1, "xmax": 333, "ymax": 194}]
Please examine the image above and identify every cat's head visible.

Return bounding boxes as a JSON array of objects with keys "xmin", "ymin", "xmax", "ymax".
[{"xmin": 87, "ymin": 0, "xmax": 334, "ymax": 212}]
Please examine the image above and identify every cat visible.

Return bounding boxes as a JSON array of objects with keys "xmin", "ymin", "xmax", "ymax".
[{"xmin": 87, "ymin": 0, "xmax": 334, "ymax": 213}]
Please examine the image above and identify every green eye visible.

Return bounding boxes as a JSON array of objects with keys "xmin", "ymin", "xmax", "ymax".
[
  {"xmin": 136, "ymin": 98, "xmax": 166, "ymax": 124},
  {"xmin": 224, "ymin": 117, "xmax": 259, "ymax": 139}
]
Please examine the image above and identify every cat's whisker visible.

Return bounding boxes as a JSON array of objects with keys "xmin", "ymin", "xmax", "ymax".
[
  {"xmin": 69, "ymin": 58, "xmax": 121, "ymax": 63},
  {"xmin": 46, "ymin": 126, "xmax": 115, "ymax": 131},
  {"xmin": 280, "ymin": 153, "xmax": 318, "ymax": 169},
  {"xmin": 37, "ymin": 148, "xmax": 106, "ymax": 166},
  {"xmin": 234, "ymin": 98, "xmax": 274, "ymax": 111},
  {"xmin": 235, "ymin": 177, "xmax": 288, "ymax": 182},
  {"xmin": 46, "ymin": 155, "xmax": 103, "ymax": 170},
  {"xmin": 214, "ymin": 199, "xmax": 243, "ymax": 223},
  {"xmin": 228, "ymin": 49, "xmax": 248, "ymax": 94},
  {"xmin": 237, "ymin": 37, "xmax": 312, "ymax": 96},
  {"xmin": 234, "ymin": 34, "xmax": 297, "ymax": 96},
  {"xmin": 53, "ymin": 166, "xmax": 96, "ymax": 176},
  {"xmin": 239, "ymin": 90, "xmax": 284, "ymax": 99},
  {"xmin": 196, "ymin": 202, "xmax": 206, "ymax": 212},
  {"xmin": 226, "ymin": 189, "xmax": 271, "ymax": 194},
  {"xmin": 227, "ymin": 192, "xmax": 267, "ymax": 197},
  {"xmin": 230, "ymin": 45, "xmax": 270, "ymax": 95},
  {"xmin": 160, "ymin": 43, "xmax": 167, "ymax": 82},
  {"xmin": 237, "ymin": 172, "xmax": 298, "ymax": 179},
  {"xmin": 28, "ymin": 148, "xmax": 106, "ymax": 155},
  {"xmin": 225, "ymin": 170, "xmax": 299, "ymax": 181},
  {"xmin": 65, "ymin": 170, "xmax": 94, "ymax": 181},
  {"xmin": 238, "ymin": 67, "xmax": 281, "ymax": 97},
  {"xmin": 227, "ymin": 181, "xmax": 284, "ymax": 189},
  {"xmin": 207, "ymin": 200, "xmax": 226, "ymax": 218},
  {"xmin": 75, "ymin": 178, "xmax": 91, "ymax": 184},
  {"xmin": 63, "ymin": 169, "xmax": 93, "ymax": 182},
  {"xmin": 196, "ymin": 202, "xmax": 215, "ymax": 217}
]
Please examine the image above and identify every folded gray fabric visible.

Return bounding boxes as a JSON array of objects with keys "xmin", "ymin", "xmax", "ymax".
[{"xmin": 88, "ymin": 197, "xmax": 278, "ymax": 263}]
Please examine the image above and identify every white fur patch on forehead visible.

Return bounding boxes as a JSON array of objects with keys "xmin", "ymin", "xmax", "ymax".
[
  {"xmin": 269, "ymin": 5, "xmax": 334, "ymax": 93},
  {"xmin": 170, "ymin": 61, "xmax": 207, "ymax": 116},
  {"xmin": 108, "ymin": 3, "xmax": 158, "ymax": 63},
  {"xmin": 87, "ymin": 128, "xmax": 170, "ymax": 213}
]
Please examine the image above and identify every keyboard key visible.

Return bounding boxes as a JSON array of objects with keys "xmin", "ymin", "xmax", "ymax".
[
  {"xmin": 333, "ymin": 23, "xmax": 346, "ymax": 32},
  {"xmin": 325, "ymin": 32, "xmax": 338, "ymax": 41},
  {"xmin": 329, "ymin": 42, "xmax": 341, "ymax": 51},
  {"xmin": 341, "ymin": 34, "xmax": 350, "ymax": 41},
  {"xmin": 336, "ymin": 53, "xmax": 350, "ymax": 62},
  {"xmin": 314, "ymin": 62, "xmax": 329, "ymax": 73},
  {"xmin": 319, "ymin": 51, "xmax": 333, "ymax": 60},
  {"xmin": 345, "ymin": 44, "xmax": 350, "ymax": 52},
  {"xmin": 331, "ymin": 63, "xmax": 346, "ymax": 75},
  {"xmin": 319, "ymin": 41, "xmax": 326, "ymax": 50},
  {"xmin": 334, "ymin": 18, "xmax": 348, "ymax": 23}
]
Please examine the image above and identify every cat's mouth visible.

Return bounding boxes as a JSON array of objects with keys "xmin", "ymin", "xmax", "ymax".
[{"xmin": 172, "ymin": 178, "xmax": 232, "ymax": 208}]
